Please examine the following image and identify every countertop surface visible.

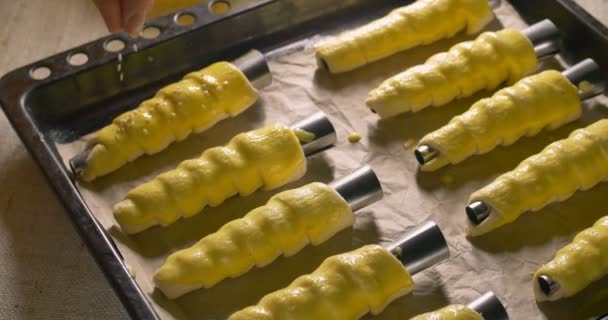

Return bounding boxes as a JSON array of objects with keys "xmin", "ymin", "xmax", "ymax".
[{"xmin": 0, "ymin": 1, "xmax": 606, "ymax": 319}]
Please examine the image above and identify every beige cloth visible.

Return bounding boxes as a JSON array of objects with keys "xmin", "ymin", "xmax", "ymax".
[
  {"xmin": 0, "ymin": 1, "xmax": 127, "ymax": 319},
  {"xmin": 0, "ymin": 1, "xmax": 607, "ymax": 320}
]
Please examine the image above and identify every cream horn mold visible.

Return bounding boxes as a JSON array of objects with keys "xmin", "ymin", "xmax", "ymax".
[
  {"xmin": 466, "ymin": 119, "xmax": 608, "ymax": 236},
  {"xmin": 228, "ymin": 222, "xmax": 448, "ymax": 320},
  {"xmin": 228, "ymin": 244, "xmax": 413, "ymax": 320},
  {"xmin": 410, "ymin": 291, "xmax": 508, "ymax": 320},
  {"xmin": 154, "ymin": 166, "xmax": 382, "ymax": 299},
  {"xmin": 416, "ymin": 59, "xmax": 604, "ymax": 171},
  {"xmin": 367, "ymin": 28, "xmax": 537, "ymax": 117},
  {"xmin": 315, "ymin": 0, "xmax": 493, "ymax": 73},
  {"xmin": 466, "ymin": 291, "xmax": 509, "ymax": 320},
  {"xmin": 387, "ymin": 221, "xmax": 449, "ymax": 275},
  {"xmin": 416, "ymin": 69, "xmax": 580, "ymax": 171},
  {"xmin": 114, "ymin": 113, "xmax": 337, "ymax": 234},
  {"xmin": 534, "ymin": 215, "xmax": 608, "ymax": 301},
  {"xmin": 521, "ymin": 19, "xmax": 561, "ymax": 60},
  {"xmin": 410, "ymin": 305, "xmax": 484, "ymax": 320},
  {"xmin": 367, "ymin": 20, "xmax": 561, "ymax": 118},
  {"xmin": 70, "ymin": 50, "xmax": 270, "ymax": 182}
]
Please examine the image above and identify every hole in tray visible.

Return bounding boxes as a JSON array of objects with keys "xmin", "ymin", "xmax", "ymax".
[
  {"xmin": 67, "ymin": 52, "xmax": 89, "ymax": 66},
  {"xmin": 104, "ymin": 38, "xmax": 126, "ymax": 52},
  {"xmin": 141, "ymin": 26, "xmax": 161, "ymax": 39},
  {"xmin": 30, "ymin": 66, "xmax": 51, "ymax": 80},
  {"xmin": 209, "ymin": 0, "xmax": 231, "ymax": 15},
  {"xmin": 175, "ymin": 12, "xmax": 197, "ymax": 26}
]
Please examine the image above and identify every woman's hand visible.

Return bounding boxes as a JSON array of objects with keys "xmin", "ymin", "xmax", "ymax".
[{"xmin": 93, "ymin": 0, "xmax": 155, "ymax": 36}]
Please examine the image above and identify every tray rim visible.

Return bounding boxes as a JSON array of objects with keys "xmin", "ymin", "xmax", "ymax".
[
  {"xmin": 0, "ymin": 1, "xmax": 277, "ymax": 319},
  {"xmin": 1, "ymin": 0, "xmax": 608, "ymax": 319}
]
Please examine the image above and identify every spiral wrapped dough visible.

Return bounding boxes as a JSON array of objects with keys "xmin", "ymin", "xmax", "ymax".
[
  {"xmin": 149, "ymin": 0, "xmax": 201, "ymax": 18},
  {"xmin": 533, "ymin": 216, "xmax": 608, "ymax": 301},
  {"xmin": 367, "ymin": 29, "xmax": 537, "ymax": 118},
  {"xmin": 315, "ymin": 0, "xmax": 493, "ymax": 73},
  {"xmin": 410, "ymin": 305, "xmax": 483, "ymax": 320},
  {"xmin": 468, "ymin": 120, "xmax": 608, "ymax": 236},
  {"xmin": 113, "ymin": 123, "xmax": 306, "ymax": 234},
  {"xmin": 154, "ymin": 182, "xmax": 353, "ymax": 299},
  {"xmin": 419, "ymin": 70, "xmax": 580, "ymax": 171},
  {"xmin": 228, "ymin": 245, "xmax": 413, "ymax": 320},
  {"xmin": 79, "ymin": 62, "xmax": 259, "ymax": 181}
]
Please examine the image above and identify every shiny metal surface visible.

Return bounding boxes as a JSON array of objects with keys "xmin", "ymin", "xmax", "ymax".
[
  {"xmin": 562, "ymin": 58, "xmax": 607, "ymax": 100},
  {"xmin": 290, "ymin": 111, "xmax": 337, "ymax": 156},
  {"xmin": 414, "ymin": 145, "xmax": 439, "ymax": 165},
  {"xmin": 329, "ymin": 165, "xmax": 383, "ymax": 212},
  {"xmin": 523, "ymin": 19, "xmax": 561, "ymax": 60},
  {"xmin": 69, "ymin": 146, "xmax": 92, "ymax": 178},
  {"xmin": 596, "ymin": 313, "xmax": 608, "ymax": 320},
  {"xmin": 523, "ymin": 19, "xmax": 561, "ymax": 46},
  {"xmin": 231, "ymin": 49, "xmax": 272, "ymax": 90},
  {"xmin": 386, "ymin": 221, "xmax": 449, "ymax": 275},
  {"xmin": 468, "ymin": 291, "xmax": 510, "ymax": 320},
  {"xmin": 466, "ymin": 201, "xmax": 491, "ymax": 225},
  {"xmin": 533, "ymin": 40, "xmax": 561, "ymax": 60},
  {"xmin": 538, "ymin": 274, "xmax": 560, "ymax": 297}
]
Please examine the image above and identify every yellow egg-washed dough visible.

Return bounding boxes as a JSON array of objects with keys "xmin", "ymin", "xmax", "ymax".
[
  {"xmin": 410, "ymin": 304, "xmax": 483, "ymax": 320},
  {"xmin": 113, "ymin": 123, "xmax": 305, "ymax": 234},
  {"xmin": 154, "ymin": 182, "xmax": 353, "ymax": 299},
  {"xmin": 367, "ymin": 29, "xmax": 537, "ymax": 118},
  {"xmin": 80, "ymin": 61, "xmax": 259, "ymax": 182},
  {"xmin": 315, "ymin": 0, "xmax": 493, "ymax": 73},
  {"xmin": 533, "ymin": 215, "xmax": 608, "ymax": 301},
  {"xmin": 149, "ymin": 0, "xmax": 205, "ymax": 18},
  {"xmin": 468, "ymin": 119, "xmax": 608, "ymax": 236},
  {"xmin": 419, "ymin": 70, "xmax": 580, "ymax": 171},
  {"xmin": 228, "ymin": 245, "xmax": 413, "ymax": 320}
]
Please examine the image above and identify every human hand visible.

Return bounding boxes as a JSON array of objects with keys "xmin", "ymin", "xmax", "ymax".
[{"xmin": 93, "ymin": 0, "xmax": 155, "ymax": 36}]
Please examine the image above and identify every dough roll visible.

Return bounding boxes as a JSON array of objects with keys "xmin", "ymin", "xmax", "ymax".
[
  {"xmin": 367, "ymin": 29, "xmax": 537, "ymax": 118},
  {"xmin": 419, "ymin": 70, "xmax": 580, "ymax": 171},
  {"xmin": 228, "ymin": 245, "xmax": 414, "ymax": 320},
  {"xmin": 149, "ymin": 0, "xmax": 201, "ymax": 18},
  {"xmin": 533, "ymin": 215, "xmax": 608, "ymax": 301},
  {"xmin": 154, "ymin": 182, "xmax": 353, "ymax": 299},
  {"xmin": 315, "ymin": 0, "xmax": 493, "ymax": 73},
  {"xmin": 468, "ymin": 119, "xmax": 608, "ymax": 236},
  {"xmin": 410, "ymin": 305, "xmax": 483, "ymax": 320},
  {"xmin": 79, "ymin": 62, "xmax": 259, "ymax": 181},
  {"xmin": 113, "ymin": 123, "xmax": 306, "ymax": 234}
]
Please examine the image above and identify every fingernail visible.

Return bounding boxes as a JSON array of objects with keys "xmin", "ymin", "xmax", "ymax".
[{"xmin": 125, "ymin": 13, "xmax": 145, "ymax": 38}]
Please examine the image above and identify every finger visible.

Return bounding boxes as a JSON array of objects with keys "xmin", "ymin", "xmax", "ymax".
[
  {"xmin": 121, "ymin": 0, "xmax": 155, "ymax": 37},
  {"xmin": 93, "ymin": 0, "xmax": 123, "ymax": 33}
]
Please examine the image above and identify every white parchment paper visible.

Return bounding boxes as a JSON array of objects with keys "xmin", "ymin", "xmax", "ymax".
[{"xmin": 56, "ymin": 2, "xmax": 608, "ymax": 319}]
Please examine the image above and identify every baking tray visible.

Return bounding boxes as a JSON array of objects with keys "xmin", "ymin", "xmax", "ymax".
[{"xmin": 1, "ymin": 0, "xmax": 608, "ymax": 319}]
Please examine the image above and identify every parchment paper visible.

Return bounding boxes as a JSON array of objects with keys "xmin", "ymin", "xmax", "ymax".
[{"xmin": 56, "ymin": 2, "xmax": 608, "ymax": 319}]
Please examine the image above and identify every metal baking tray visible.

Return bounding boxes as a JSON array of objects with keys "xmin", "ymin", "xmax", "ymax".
[{"xmin": 1, "ymin": 0, "xmax": 607, "ymax": 319}]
